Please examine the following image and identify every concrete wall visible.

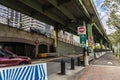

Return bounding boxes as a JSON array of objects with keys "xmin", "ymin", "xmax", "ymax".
[
  {"xmin": 58, "ymin": 41, "xmax": 83, "ymax": 55},
  {"xmin": 0, "ymin": 23, "xmax": 53, "ymax": 45},
  {"xmin": 0, "ymin": 23, "xmax": 83, "ymax": 56}
]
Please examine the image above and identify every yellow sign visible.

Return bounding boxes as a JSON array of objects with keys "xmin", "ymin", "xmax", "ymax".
[{"xmin": 53, "ymin": 30, "xmax": 57, "ymax": 47}]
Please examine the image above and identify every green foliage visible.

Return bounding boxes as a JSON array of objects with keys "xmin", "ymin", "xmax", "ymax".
[
  {"xmin": 102, "ymin": 0, "xmax": 120, "ymax": 29},
  {"xmin": 95, "ymin": 43, "xmax": 101, "ymax": 49},
  {"xmin": 108, "ymin": 29, "xmax": 120, "ymax": 45},
  {"xmin": 101, "ymin": 45, "xmax": 105, "ymax": 49},
  {"xmin": 115, "ymin": 49, "xmax": 119, "ymax": 57},
  {"xmin": 102, "ymin": 0, "xmax": 120, "ymax": 45}
]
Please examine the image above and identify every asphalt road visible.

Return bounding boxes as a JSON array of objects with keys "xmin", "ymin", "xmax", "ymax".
[
  {"xmin": 47, "ymin": 61, "xmax": 71, "ymax": 75},
  {"xmin": 47, "ymin": 62, "xmax": 60, "ymax": 75},
  {"xmin": 47, "ymin": 57, "xmax": 79, "ymax": 75}
]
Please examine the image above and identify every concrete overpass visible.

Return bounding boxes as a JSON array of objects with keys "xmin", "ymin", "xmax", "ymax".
[
  {"xmin": 0, "ymin": 24, "xmax": 53, "ymax": 45},
  {"xmin": 0, "ymin": 23, "xmax": 83, "ymax": 58},
  {"xmin": 0, "ymin": 0, "xmax": 112, "ymax": 58},
  {"xmin": 0, "ymin": 23, "xmax": 53, "ymax": 58}
]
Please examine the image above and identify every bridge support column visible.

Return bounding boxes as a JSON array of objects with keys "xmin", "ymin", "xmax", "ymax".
[
  {"xmin": 86, "ymin": 23, "xmax": 96, "ymax": 64},
  {"xmin": 100, "ymin": 39, "xmax": 103, "ymax": 49},
  {"xmin": 105, "ymin": 42, "xmax": 108, "ymax": 49},
  {"xmin": 54, "ymin": 27, "xmax": 59, "ymax": 56},
  {"xmin": 109, "ymin": 44, "xmax": 112, "ymax": 50},
  {"xmin": 47, "ymin": 45, "xmax": 50, "ymax": 53},
  {"xmin": 87, "ymin": 24, "xmax": 94, "ymax": 48},
  {"xmin": 35, "ymin": 44, "xmax": 39, "ymax": 57},
  {"xmin": 87, "ymin": 23, "xmax": 94, "ymax": 57}
]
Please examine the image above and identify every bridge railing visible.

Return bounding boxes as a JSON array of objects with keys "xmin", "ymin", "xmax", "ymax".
[{"xmin": 94, "ymin": 49, "xmax": 112, "ymax": 59}]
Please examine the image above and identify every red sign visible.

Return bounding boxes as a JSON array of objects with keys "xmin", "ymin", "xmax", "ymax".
[
  {"xmin": 79, "ymin": 27, "xmax": 85, "ymax": 33},
  {"xmin": 78, "ymin": 26, "xmax": 86, "ymax": 35}
]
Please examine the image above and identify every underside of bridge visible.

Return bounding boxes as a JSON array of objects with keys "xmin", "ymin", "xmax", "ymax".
[
  {"xmin": 0, "ymin": 0, "xmax": 111, "ymax": 57},
  {"xmin": 0, "ymin": 0, "xmax": 99, "ymax": 34}
]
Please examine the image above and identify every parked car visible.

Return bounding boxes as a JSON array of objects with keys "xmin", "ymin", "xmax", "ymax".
[{"xmin": 0, "ymin": 49, "xmax": 31, "ymax": 67}]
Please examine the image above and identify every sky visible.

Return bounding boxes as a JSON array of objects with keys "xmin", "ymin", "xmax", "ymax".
[{"xmin": 93, "ymin": 0, "xmax": 116, "ymax": 34}]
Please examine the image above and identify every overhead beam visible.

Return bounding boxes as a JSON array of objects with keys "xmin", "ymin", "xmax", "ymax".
[
  {"xmin": 65, "ymin": 28, "xmax": 77, "ymax": 35},
  {"xmin": 0, "ymin": 0, "xmax": 54, "ymax": 25},
  {"xmin": 89, "ymin": 0, "xmax": 108, "ymax": 41},
  {"xmin": 76, "ymin": 0, "xmax": 90, "ymax": 18},
  {"xmin": 57, "ymin": 0, "xmax": 71, "ymax": 6},
  {"xmin": 91, "ymin": 23, "xmax": 103, "ymax": 36},
  {"xmin": 42, "ymin": 5, "xmax": 53, "ymax": 12},
  {"xmin": 42, "ymin": 0, "xmax": 71, "ymax": 12},
  {"xmin": 47, "ymin": 0, "xmax": 76, "ymax": 20},
  {"xmin": 64, "ymin": 23, "xmax": 78, "ymax": 35},
  {"xmin": 20, "ymin": 0, "xmax": 66, "ymax": 25}
]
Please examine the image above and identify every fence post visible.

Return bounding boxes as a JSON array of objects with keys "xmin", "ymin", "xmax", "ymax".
[
  {"xmin": 71, "ymin": 58, "xmax": 75, "ymax": 70},
  {"xmin": 61, "ymin": 59, "xmax": 66, "ymax": 75},
  {"xmin": 77, "ymin": 57, "xmax": 80, "ymax": 66}
]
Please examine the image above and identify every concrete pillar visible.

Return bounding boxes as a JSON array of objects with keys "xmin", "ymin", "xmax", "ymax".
[
  {"xmin": 87, "ymin": 24, "xmax": 94, "ymax": 50},
  {"xmin": 117, "ymin": 43, "xmax": 120, "ymax": 57},
  {"xmin": 87, "ymin": 24, "xmax": 92, "ymax": 36},
  {"xmin": 109, "ymin": 44, "xmax": 112, "ymax": 50},
  {"xmin": 100, "ymin": 39, "xmax": 103, "ymax": 49},
  {"xmin": 105, "ymin": 42, "xmax": 108, "ymax": 49},
  {"xmin": 47, "ymin": 45, "xmax": 50, "ymax": 53},
  {"xmin": 35, "ymin": 44, "xmax": 39, "ymax": 57},
  {"xmin": 54, "ymin": 27, "xmax": 59, "ymax": 55}
]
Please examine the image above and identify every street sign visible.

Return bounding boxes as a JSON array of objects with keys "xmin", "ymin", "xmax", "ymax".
[
  {"xmin": 78, "ymin": 26, "xmax": 86, "ymax": 35},
  {"xmin": 79, "ymin": 27, "xmax": 84, "ymax": 33},
  {"xmin": 80, "ymin": 34, "xmax": 86, "ymax": 48}
]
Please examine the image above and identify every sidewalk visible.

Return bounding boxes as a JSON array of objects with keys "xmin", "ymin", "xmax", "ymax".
[
  {"xmin": 75, "ymin": 65, "xmax": 120, "ymax": 80},
  {"xmin": 32, "ymin": 54, "xmax": 83, "ymax": 64},
  {"xmin": 48, "ymin": 66, "xmax": 84, "ymax": 80},
  {"xmin": 71, "ymin": 52, "xmax": 120, "ymax": 80},
  {"xmin": 48, "ymin": 52, "xmax": 120, "ymax": 80}
]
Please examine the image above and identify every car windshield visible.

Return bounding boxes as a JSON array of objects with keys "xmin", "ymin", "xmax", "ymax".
[
  {"xmin": 0, "ymin": 50, "xmax": 5, "ymax": 57},
  {"xmin": 0, "ymin": 49, "xmax": 15, "ymax": 58}
]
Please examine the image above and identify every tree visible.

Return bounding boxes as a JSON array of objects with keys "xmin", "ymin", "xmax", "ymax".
[
  {"xmin": 101, "ymin": 0, "xmax": 120, "ymax": 45},
  {"xmin": 108, "ymin": 29, "xmax": 120, "ymax": 45},
  {"xmin": 102, "ymin": 0, "xmax": 120, "ymax": 29}
]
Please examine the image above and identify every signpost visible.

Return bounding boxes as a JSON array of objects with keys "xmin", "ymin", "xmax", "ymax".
[
  {"xmin": 78, "ymin": 24, "xmax": 89, "ymax": 66},
  {"xmin": 80, "ymin": 34, "xmax": 86, "ymax": 48},
  {"xmin": 78, "ymin": 26, "xmax": 86, "ymax": 48},
  {"xmin": 77, "ymin": 26, "xmax": 86, "ymax": 35}
]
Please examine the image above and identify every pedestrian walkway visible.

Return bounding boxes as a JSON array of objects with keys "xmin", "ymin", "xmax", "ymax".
[
  {"xmin": 48, "ymin": 66, "xmax": 84, "ymax": 80},
  {"xmin": 75, "ymin": 65, "xmax": 120, "ymax": 80},
  {"xmin": 71, "ymin": 51, "xmax": 120, "ymax": 80},
  {"xmin": 91, "ymin": 51, "xmax": 120, "ymax": 66}
]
